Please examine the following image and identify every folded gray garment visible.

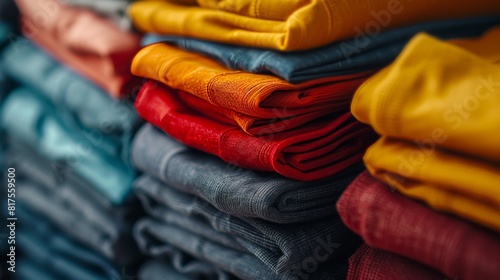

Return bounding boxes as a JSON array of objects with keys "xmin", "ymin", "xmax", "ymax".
[
  {"xmin": 7, "ymin": 141, "xmax": 141, "ymax": 266},
  {"xmin": 62, "ymin": 0, "xmax": 133, "ymax": 30},
  {"xmin": 135, "ymin": 218, "xmax": 349, "ymax": 280},
  {"xmin": 16, "ymin": 205, "xmax": 122, "ymax": 280},
  {"xmin": 138, "ymin": 258, "xmax": 236, "ymax": 280},
  {"xmin": 135, "ymin": 175, "xmax": 359, "ymax": 275},
  {"xmin": 132, "ymin": 124, "xmax": 361, "ymax": 224}
]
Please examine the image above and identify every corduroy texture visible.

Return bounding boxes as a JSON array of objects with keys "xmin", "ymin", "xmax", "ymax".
[
  {"xmin": 352, "ymin": 28, "xmax": 500, "ymax": 162},
  {"xmin": 128, "ymin": 0, "xmax": 500, "ymax": 51},
  {"xmin": 347, "ymin": 245, "xmax": 444, "ymax": 280},
  {"xmin": 352, "ymin": 28, "xmax": 500, "ymax": 231},
  {"xmin": 142, "ymin": 16, "xmax": 500, "ymax": 83},
  {"xmin": 131, "ymin": 124, "xmax": 362, "ymax": 223},
  {"xmin": 337, "ymin": 171, "xmax": 500, "ymax": 280},
  {"xmin": 16, "ymin": 0, "xmax": 141, "ymax": 98},
  {"xmin": 132, "ymin": 43, "xmax": 372, "ymax": 135},
  {"xmin": 135, "ymin": 82, "xmax": 376, "ymax": 181}
]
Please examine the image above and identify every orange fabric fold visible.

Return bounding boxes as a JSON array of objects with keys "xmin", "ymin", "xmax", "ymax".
[{"xmin": 132, "ymin": 43, "xmax": 372, "ymax": 135}]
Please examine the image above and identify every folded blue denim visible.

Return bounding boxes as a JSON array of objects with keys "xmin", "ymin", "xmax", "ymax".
[
  {"xmin": 142, "ymin": 16, "xmax": 500, "ymax": 83},
  {"xmin": 12, "ymin": 158, "xmax": 140, "ymax": 266},
  {"xmin": 63, "ymin": 0, "xmax": 133, "ymax": 30},
  {"xmin": 132, "ymin": 124, "xmax": 361, "ymax": 223},
  {"xmin": 135, "ymin": 218, "xmax": 350, "ymax": 280},
  {"xmin": 138, "ymin": 258, "xmax": 235, "ymax": 280},
  {"xmin": 0, "ymin": 87, "xmax": 135, "ymax": 204},
  {"xmin": 16, "ymin": 205, "xmax": 122, "ymax": 280},
  {"xmin": 0, "ymin": 39, "xmax": 140, "ymax": 162},
  {"xmin": 135, "ymin": 175, "xmax": 359, "ymax": 275}
]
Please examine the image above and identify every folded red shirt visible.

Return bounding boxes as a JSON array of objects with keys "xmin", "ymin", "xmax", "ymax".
[
  {"xmin": 337, "ymin": 171, "xmax": 500, "ymax": 280},
  {"xmin": 348, "ymin": 244, "xmax": 444, "ymax": 280},
  {"xmin": 135, "ymin": 81, "xmax": 376, "ymax": 181},
  {"xmin": 17, "ymin": 0, "xmax": 142, "ymax": 98}
]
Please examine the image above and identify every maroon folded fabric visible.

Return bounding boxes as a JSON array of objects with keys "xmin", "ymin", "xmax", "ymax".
[
  {"xmin": 17, "ymin": 0, "xmax": 142, "ymax": 98},
  {"xmin": 348, "ymin": 244, "xmax": 444, "ymax": 280},
  {"xmin": 135, "ymin": 80, "xmax": 376, "ymax": 181},
  {"xmin": 337, "ymin": 171, "xmax": 500, "ymax": 280}
]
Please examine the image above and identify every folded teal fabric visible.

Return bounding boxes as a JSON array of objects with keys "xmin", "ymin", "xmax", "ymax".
[
  {"xmin": 142, "ymin": 16, "xmax": 500, "ymax": 83},
  {"xmin": 0, "ymin": 87, "xmax": 135, "ymax": 205},
  {"xmin": 0, "ymin": 39, "xmax": 141, "ymax": 162}
]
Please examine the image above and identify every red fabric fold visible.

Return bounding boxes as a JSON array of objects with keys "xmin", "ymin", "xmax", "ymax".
[
  {"xmin": 135, "ymin": 81, "xmax": 377, "ymax": 181},
  {"xmin": 16, "ymin": 0, "xmax": 142, "ymax": 98},
  {"xmin": 337, "ymin": 171, "xmax": 500, "ymax": 280},
  {"xmin": 348, "ymin": 244, "xmax": 444, "ymax": 280}
]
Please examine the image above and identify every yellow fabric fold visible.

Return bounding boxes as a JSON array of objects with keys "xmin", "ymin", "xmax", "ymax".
[
  {"xmin": 352, "ymin": 29, "xmax": 500, "ymax": 162},
  {"xmin": 352, "ymin": 27, "xmax": 500, "ymax": 232},
  {"xmin": 365, "ymin": 137, "xmax": 500, "ymax": 232},
  {"xmin": 128, "ymin": 0, "xmax": 500, "ymax": 50}
]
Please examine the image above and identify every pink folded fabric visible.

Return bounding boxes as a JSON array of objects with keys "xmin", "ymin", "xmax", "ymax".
[
  {"xmin": 16, "ymin": 0, "xmax": 142, "ymax": 98},
  {"xmin": 337, "ymin": 171, "xmax": 500, "ymax": 280},
  {"xmin": 348, "ymin": 244, "xmax": 444, "ymax": 280}
]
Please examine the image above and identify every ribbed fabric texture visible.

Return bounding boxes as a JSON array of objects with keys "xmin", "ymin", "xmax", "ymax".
[
  {"xmin": 352, "ymin": 28, "xmax": 500, "ymax": 231},
  {"xmin": 135, "ymin": 82, "xmax": 376, "ymax": 181},
  {"xmin": 16, "ymin": 0, "xmax": 141, "ymax": 98},
  {"xmin": 128, "ymin": 0, "xmax": 500, "ymax": 51},
  {"xmin": 142, "ymin": 16, "xmax": 500, "ymax": 83},
  {"xmin": 337, "ymin": 171, "xmax": 500, "ymax": 280},
  {"xmin": 132, "ymin": 43, "xmax": 372, "ymax": 134},
  {"xmin": 347, "ymin": 245, "xmax": 444, "ymax": 280},
  {"xmin": 131, "ymin": 124, "xmax": 362, "ymax": 223}
]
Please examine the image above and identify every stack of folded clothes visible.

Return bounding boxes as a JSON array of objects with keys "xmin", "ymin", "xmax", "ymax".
[
  {"xmin": 0, "ymin": 1, "xmax": 146, "ymax": 279},
  {"xmin": 126, "ymin": 0, "xmax": 500, "ymax": 279},
  {"xmin": 338, "ymin": 27, "xmax": 500, "ymax": 279}
]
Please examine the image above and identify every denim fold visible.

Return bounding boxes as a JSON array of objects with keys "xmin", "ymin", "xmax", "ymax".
[{"xmin": 138, "ymin": 258, "xmax": 235, "ymax": 280}]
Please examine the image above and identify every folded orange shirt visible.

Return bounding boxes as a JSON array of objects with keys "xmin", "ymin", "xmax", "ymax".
[
  {"xmin": 16, "ymin": 0, "xmax": 142, "ymax": 98},
  {"xmin": 132, "ymin": 43, "xmax": 372, "ymax": 135},
  {"xmin": 128, "ymin": 0, "xmax": 500, "ymax": 51},
  {"xmin": 135, "ymin": 81, "xmax": 377, "ymax": 181}
]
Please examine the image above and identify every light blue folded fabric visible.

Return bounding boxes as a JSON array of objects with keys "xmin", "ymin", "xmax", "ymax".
[
  {"xmin": 0, "ymin": 87, "xmax": 135, "ymax": 204},
  {"xmin": 0, "ymin": 39, "xmax": 141, "ymax": 163},
  {"xmin": 142, "ymin": 16, "xmax": 500, "ymax": 83}
]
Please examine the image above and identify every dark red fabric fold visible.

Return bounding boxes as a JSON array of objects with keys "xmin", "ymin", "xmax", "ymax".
[
  {"xmin": 337, "ymin": 171, "xmax": 500, "ymax": 280},
  {"xmin": 135, "ymin": 81, "xmax": 376, "ymax": 181},
  {"xmin": 348, "ymin": 244, "xmax": 444, "ymax": 280}
]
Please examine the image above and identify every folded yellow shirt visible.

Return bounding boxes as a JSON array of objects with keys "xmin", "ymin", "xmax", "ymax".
[
  {"xmin": 365, "ymin": 137, "xmax": 500, "ymax": 232},
  {"xmin": 352, "ymin": 28, "xmax": 500, "ymax": 162},
  {"xmin": 128, "ymin": 0, "xmax": 500, "ymax": 51}
]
